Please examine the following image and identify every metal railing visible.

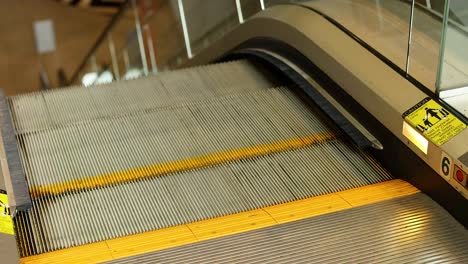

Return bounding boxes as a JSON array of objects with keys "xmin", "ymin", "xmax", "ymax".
[
  {"xmin": 68, "ymin": 0, "xmax": 131, "ymax": 85},
  {"xmin": 69, "ymin": 0, "xmax": 268, "ymax": 86}
]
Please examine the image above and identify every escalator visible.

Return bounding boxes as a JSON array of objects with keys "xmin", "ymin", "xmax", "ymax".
[
  {"xmin": 1, "ymin": 2, "xmax": 468, "ymax": 264},
  {"xmin": 12, "ymin": 59, "xmax": 394, "ymax": 257},
  {"xmin": 7, "ymin": 58, "xmax": 468, "ymax": 264}
]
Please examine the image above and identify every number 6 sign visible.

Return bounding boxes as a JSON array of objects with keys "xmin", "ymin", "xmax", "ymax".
[{"xmin": 440, "ymin": 152, "xmax": 452, "ymax": 180}]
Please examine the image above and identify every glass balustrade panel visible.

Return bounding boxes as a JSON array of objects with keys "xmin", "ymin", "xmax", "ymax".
[
  {"xmin": 240, "ymin": 0, "xmax": 263, "ymax": 19},
  {"xmin": 182, "ymin": 0, "xmax": 239, "ymax": 56},
  {"xmin": 438, "ymin": 0, "xmax": 468, "ymax": 118},
  {"xmin": 144, "ymin": 0, "xmax": 187, "ymax": 70},
  {"xmin": 407, "ymin": 1, "xmax": 444, "ymax": 92}
]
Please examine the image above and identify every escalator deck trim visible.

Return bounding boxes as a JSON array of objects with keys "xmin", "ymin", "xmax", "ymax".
[{"xmin": 20, "ymin": 179, "xmax": 419, "ymax": 264}]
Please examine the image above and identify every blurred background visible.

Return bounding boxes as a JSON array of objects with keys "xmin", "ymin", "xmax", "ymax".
[{"xmin": 0, "ymin": 0, "xmax": 466, "ymax": 96}]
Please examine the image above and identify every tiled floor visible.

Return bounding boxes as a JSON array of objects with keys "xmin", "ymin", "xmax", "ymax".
[{"xmin": 442, "ymin": 88, "xmax": 468, "ymax": 118}]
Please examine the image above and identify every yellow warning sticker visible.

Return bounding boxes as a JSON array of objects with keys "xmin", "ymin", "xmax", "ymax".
[
  {"xmin": 0, "ymin": 192, "xmax": 14, "ymax": 235},
  {"xmin": 403, "ymin": 98, "xmax": 466, "ymax": 146}
]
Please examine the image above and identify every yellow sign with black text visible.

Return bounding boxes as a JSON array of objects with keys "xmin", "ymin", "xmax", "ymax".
[
  {"xmin": 403, "ymin": 98, "xmax": 466, "ymax": 146},
  {"xmin": 0, "ymin": 192, "xmax": 14, "ymax": 235}
]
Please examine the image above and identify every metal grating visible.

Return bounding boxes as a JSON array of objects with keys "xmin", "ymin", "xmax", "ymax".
[{"xmin": 106, "ymin": 193, "xmax": 468, "ymax": 264}]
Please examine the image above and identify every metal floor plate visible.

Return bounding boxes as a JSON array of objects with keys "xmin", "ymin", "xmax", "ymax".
[{"xmin": 105, "ymin": 193, "xmax": 468, "ymax": 264}]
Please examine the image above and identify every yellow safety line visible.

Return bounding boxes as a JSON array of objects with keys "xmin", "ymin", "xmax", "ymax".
[
  {"xmin": 29, "ymin": 131, "xmax": 337, "ymax": 199},
  {"xmin": 21, "ymin": 179, "xmax": 419, "ymax": 264}
]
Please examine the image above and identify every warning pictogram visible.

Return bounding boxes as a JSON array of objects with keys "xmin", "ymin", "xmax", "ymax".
[
  {"xmin": 403, "ymin": 98, "xmax": 466, "ymax": 146},
  {"xmin": 0, "ymin": 192, "xmax": 14, "ymax": 235}
]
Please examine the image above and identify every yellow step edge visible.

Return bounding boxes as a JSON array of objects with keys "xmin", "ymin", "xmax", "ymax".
[
  {"xmin": 337, "ymin": 180, "xmax": 420, "ymax": 207},
  {"xmin": 187, "ymin": 209, "xmax": 278, "ymax": 241},
  {"xmin": 20, "ymin": 179, "xmax": 419, "ymax": 264},
  {"xmin": 263, "ymin": 193, "xmax": 352, "ymax": 224},
  {"xmin": 29, "ymin": 131, "xmax": 338, "ymax": 199}
]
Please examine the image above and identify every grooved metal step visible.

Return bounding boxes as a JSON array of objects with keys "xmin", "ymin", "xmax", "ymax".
[
  {"xmin": 16, "ymin": 140, "xmax": 392, "ymax": 256},
  {"xmin": 9, "ymin": 60, "xmax": 273, "ymax": 134},
  {"xmin": 15, "ymin": 88, "xmax": 333, "ymax": 192},
  {"xmin": 105, "ymin": 193, "xmax": 468, "ymax": 264}
]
